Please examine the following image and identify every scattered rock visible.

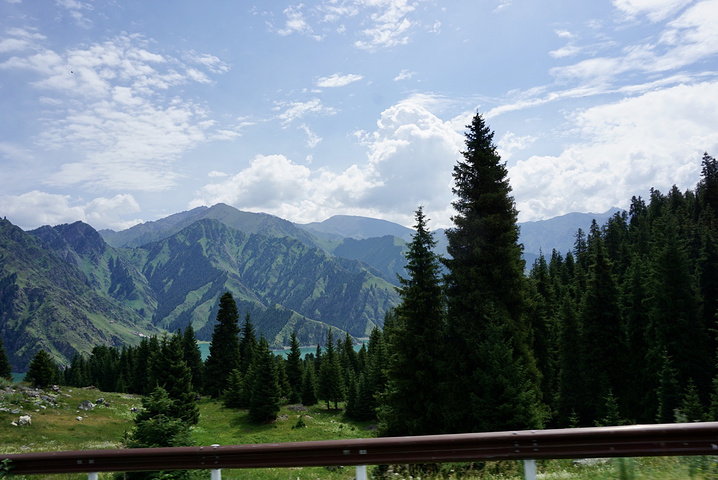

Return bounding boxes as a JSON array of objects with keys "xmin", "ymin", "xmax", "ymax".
[
  {"xmin": 78, "ymin": 400, "xmax": 95, "ymax": 411},
  {"xmin": 131, "ymin": 407, "xmax": 139, "ymax": 413},
  {"xmin": 11, "ymin": 409, "xmax": 20, "ymax": 414},
  {"xmin": 96, "ymin": 398, "xmax": 104, "ymax": 405},
  {"xmin": 18, "ymin": 415, "xmax": 32, "ymax": 426},
  {"xmin": 76, "ymin": 416, "xmax": 83, "ymax": 421},
  {"xmin": 286, "ymin": 404, "xmax": 308, "ymax": 412},
  {"xmin": 10, "ymin": 422, "xmax": 17, "ymax": 427}
]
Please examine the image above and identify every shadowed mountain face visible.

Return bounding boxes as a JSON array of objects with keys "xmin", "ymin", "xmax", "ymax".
[{"xmin": 0, "ymin": 219, "xmax": 158, "ymax": 372}]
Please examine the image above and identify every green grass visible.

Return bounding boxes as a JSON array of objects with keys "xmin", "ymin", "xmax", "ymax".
[{"xmin": 1, "ymin": 384, "xmax": 717, "ymax": 479}]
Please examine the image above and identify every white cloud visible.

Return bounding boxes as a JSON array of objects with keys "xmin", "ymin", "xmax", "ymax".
[
  {"xmin": 276, "ymin": 98, "xmax": 337, "ymax": 125},
  {"xmin": 0, "ymin": 28, "xmax": 46, "ymax": 53},
  {"xmin": 354, "ymin": 0, "xmax": 415, "ymax": 50},
  {"xmin": 0, "ymin": 191, "xmax": 141, "ymax": 230},
  {"xmin": 191, "ymin": 154, "xmax": 313, "ymax": 210},
  {"xmin": 55, "ymin": 0, "xmax": 94, "ymax": 28},
  {"xmin": 315, "ymin": 73, "xmax": 363, "ymax": 87},
  {"xmin": 299, "ymin": 124, "xmax": 322, "ymax": 147},
  {"xmin": 510, "ymin": 81, "xmax": 718, "ymax": 221},
  {"xmin": 184, "ymin": 51, "xmax": 230, "ymax": 74},
  {"xmin": 276, "ymin": 4, "xmax": 317, "ymax": 37},
  {"xmin": 551, "ymin": 1, "xmax": 718, "ymax": 87},
  {"xmin": 1, "ymin": 34, "xmax": 232, "ymax": 192},
  {"xmin": 393, "ymin": 69, "xmax": 414, "ymax": 81},
  {"xmin": 192, "ymin": 97, "xmax": 462, "ymax": 228},
  {"xmin": 497, "ymin": 132, "xmax": 536, "ymax": 160},
  {"xmin": 613, "ymin": 0, "xmax": 693, "ymax": 22}
]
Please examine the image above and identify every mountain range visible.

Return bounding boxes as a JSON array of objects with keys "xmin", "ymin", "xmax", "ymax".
[{"xmin": 0, "ymin": 204, "xmax": 619, "ymax": 371}]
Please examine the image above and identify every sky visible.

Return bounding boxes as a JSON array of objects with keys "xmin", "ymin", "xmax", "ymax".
[{"xmin": 1, "ymin": 0, "xmax": 718, "ymax": 232}]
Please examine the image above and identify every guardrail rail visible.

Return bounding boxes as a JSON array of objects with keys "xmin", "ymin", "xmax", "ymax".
[{"xmin": 2, "ymin": 422, "xmax": 718, "ymax": 479}]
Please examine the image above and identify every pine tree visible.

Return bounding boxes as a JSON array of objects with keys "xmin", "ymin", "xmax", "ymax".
[
  {"xmin": 25, "ymin": 350, "xmax": 58, "ymax": 388},
  {"xmin": 248, "ymin": 336, "xmax": 281, "ymax": 424},
  {"xmin": 656, "ymin": 350, "xmax": 681, "ymax": 423},
  {"xmin": 442, "ymin": 113, "xmax": 543, "ymax": 433},
  {"xmin": 317, "ymin": 329, "xmax": 344, "ymax": 409},
  {"xmin": 276, "ymin": 356, "xmax": 291, "ymax": 399},
  {"xmin": 577, "ymin": 238, "xmax": 624, "ymax": 425},
  {"xmin": 301, "ymin": 364, "xmax": 318, "ymax": 406},
  {"xmin": 151, "ymin": 333, "xmax": 199, "ymax": 425},
  {"xmin": 379, "ymin": 207, "xmax": 445, "ymax": 436},
  {"xmin": 556, "ymin": 293, "xmax": 584, "ymax": 427},
  {"xmin": 181, "ymin": 323, "xmax": 204, "ymax": 393},
  {"xmin": 647, "ymin": 215, "xmax": 706, "ymax": 394},
  {"xmin": 0, "ymin": 335, "xmax": 12, "ymax": 380},
  {"xmin": 122, "ymin": 386, "xmax": 193, "ymax": 480},
  {"xmin": 286, "ymin": 331, "xmax": 303, "ymax": 404},
  {"xmin": 680, "ymin": 379, "xmax": 704, "ymax": 422},
  {"xmin": 239, "ymin": 311, "xmax": 258, "ymax": 376},
  {"xmin": 204, "ymin": 292, "xmax": 241, "ymax": 398},
  {"xmin": 129, "ymin": 338, "xmax": 149, "ymax": 394},
  {"xmin": 223, "ymin": 368, "xmax": 244, "ymax": 409}
]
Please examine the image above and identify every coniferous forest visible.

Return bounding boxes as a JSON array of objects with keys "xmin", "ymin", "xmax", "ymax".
[{"xmin": 9, "ymin": 113, "xmax": 718, "ymax": 443}]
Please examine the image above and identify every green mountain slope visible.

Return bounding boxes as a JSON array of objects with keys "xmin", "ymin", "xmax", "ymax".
[
  {"xmin": 0, "ymin": 219, "xmax": 157, "ymax": 371},
  {"xmin": 127, "ymin": 218, "xmax": 398, "ymax": 341}
]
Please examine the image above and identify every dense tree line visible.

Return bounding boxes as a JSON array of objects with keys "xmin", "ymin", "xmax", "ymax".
[
  {"xmin": 525, "ymin": 152, "xmax": 718, "ymax": 427},
  {"xmin": 379, "ymin": 115, "xmax": 718, "ymax": 436}
]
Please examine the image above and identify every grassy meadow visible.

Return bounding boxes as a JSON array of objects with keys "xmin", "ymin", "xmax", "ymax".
[{"xmin": 1, "ymin": 380, "xmax": 716, "ymax": 479}]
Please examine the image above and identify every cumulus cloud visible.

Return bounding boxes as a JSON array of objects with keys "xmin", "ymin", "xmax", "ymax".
[
  {"xmin": 191, "ymin": 154, "xmax": 313, "ymax": 210},
  {"xmin": 0, "ymin": 191, "xmax": 142, "ymax": 230},
  {"xmin": 192, "ymin": 97, "xmax": 463, "ymax": 228},
  {"xmin": 510, "ymin": 81, "xmax": 718, "ymax": 221},
  {"xmin": 315, "ymin": 73, "xmax": 363, "ymax": 87}
]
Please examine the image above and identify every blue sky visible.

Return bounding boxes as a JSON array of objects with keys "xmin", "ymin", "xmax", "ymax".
[{"xmin": 1, "ymin": 0, "xmax": 717, "ymax": 231}]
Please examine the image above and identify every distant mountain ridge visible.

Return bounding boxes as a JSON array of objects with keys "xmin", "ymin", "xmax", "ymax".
[{"xmin": 0, "ymin": 204, "xmax": 620, "ymax": 372}]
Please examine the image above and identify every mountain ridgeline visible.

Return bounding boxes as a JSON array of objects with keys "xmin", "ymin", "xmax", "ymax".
[{"xmin": 0, "ymin": 202, "xmax": 614, "ymax": 372}]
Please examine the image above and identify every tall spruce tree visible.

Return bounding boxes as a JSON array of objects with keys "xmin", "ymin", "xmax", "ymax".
[
  {"xmin": 317, "ymin": 329, "xmax": 344, "ymax": 409},
  {"xmin": 301, "ymin": 364, "xmax": 318, "ymax": 406},
  {"xmin": 379, "ymin": 207, "xmax": 445, "ymax": 436},
  {"xmin": 204, "ymin": 292, "xmax": 241, "ymax": 398},
  {"xmin": 181, "ymin": 323, "xmax": 204, "ymax": 393},
  {"xmin": 151, "ymin": 333, "xmax": 199, "ymax": 425},
  {"xmin": 248, "ymin": 335, "xmax": 281, "ymax": 423},
  {"xmin": 577, "ymin": 238, "xmax": 624, "ymax": 425},
  {"xmin": 286, "ymin": 331, "xmax": 303, "ymax": 404},
  {"xmin": 239, "ymin": 311, "xmax": 258, "ymax": 376},
  {"xmin": 442, "ymin": 113, "xmax": 543, "ymax": 432}
]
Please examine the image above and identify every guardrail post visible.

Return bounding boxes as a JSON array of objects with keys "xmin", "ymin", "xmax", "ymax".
[
  {"xmin": 356, "ymin": 465, "xmax": 367, "ymax": 480},
  {"xmin": 211, "ymin": 468, "xmax": 221, "ymax": 480},
  {"xmin": 523, "ymin": 459, "xmax": 536, "ymax": 480},
  {"xmin": 88, "ymin": 473, "xmax": 98, "ymax": 480}
]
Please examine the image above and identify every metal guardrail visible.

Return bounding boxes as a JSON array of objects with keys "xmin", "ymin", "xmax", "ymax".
[{"xmin": 2, "ymin": 422, "xmax": 718, "ymax": 476}]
